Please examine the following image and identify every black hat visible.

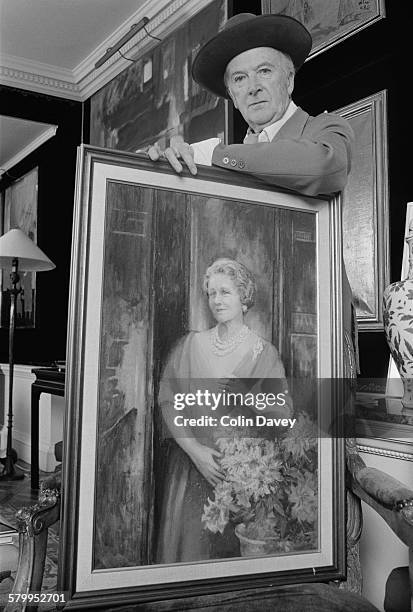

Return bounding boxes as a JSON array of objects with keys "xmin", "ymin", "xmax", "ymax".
[{"xmin": 192, "ymin": 13, "xmax": 312, "ymax": 99}]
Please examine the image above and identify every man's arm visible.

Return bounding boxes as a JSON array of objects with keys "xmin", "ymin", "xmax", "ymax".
[{"xmin": 211, "ymin": 113, "xmax": 355, "ymax": 197}]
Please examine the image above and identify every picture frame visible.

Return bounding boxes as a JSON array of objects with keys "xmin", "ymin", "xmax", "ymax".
[
  {"xmin": 60, "ymin": 145, "xmax": 345, "ymax": 608},
  {"xmin": 261, "ymin": 0, "xmax": 385, "ymax": 59},
  {"xmin": 0, "ymin": 166, "xmax": 38, "ymax": 329},
  {"xmin": 334, "ymin": 90, "xmax": 389, "ymax": 329}
]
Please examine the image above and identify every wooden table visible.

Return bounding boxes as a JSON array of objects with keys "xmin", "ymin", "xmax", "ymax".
[{"xmin": 31, "ymin": 367, "xmax": 65, "ymax": 490}]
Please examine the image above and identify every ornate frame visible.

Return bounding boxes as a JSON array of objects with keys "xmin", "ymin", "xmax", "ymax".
[
  {"xmin": 60, "ymin": 146, "xmax": 346, "ymax": 608},
  {"xmin": 335, "ymin": 90, "xmax": 389, "ymax": 329}
]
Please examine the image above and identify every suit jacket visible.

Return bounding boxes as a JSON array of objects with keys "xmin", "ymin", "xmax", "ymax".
[
  {"xmin": 211, "ymin": 107, "xmax": 354, "ymax": 197},
  {"xmin": 211, "ymin": 106, "xmax": 356, "ymax": 366}
]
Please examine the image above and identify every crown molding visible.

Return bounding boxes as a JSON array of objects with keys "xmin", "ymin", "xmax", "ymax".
[
  {"xmin": 0, "ymin": 126, "xmax": 58, "ymax": 176},
  {"xmin": 0, "ymin": 53, "xmax": 80, "ymax": 100},
  {"xmin": 75, "ymin": 0, "xmax": 212, "ymax": 101},
  {"xmin": 0, "ymin": 0, "xmax": 213, "ymax": 102}
]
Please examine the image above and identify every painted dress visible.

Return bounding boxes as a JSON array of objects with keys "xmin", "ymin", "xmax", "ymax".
[{"xmin": 155, "ymin": 328, "xmax": 290, "ymax": 564}]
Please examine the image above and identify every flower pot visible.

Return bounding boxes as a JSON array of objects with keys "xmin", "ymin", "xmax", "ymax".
[
  {"xmin": 234, "ymin": 523, "xmax": 280, "ymax": 556},
  {"xmin": 383, "ymin": 222, "xmax": 413, "ymax": 410}
]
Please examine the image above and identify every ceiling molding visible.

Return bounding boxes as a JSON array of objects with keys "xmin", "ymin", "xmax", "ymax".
[
  {"xmin": 76, "ymin": 0, "xmax": 211, "ymax": 100},
  {"xmin": 0, "ymin": 53, "xmax": 80, "ymax": 100},
  {"xmin": 0, "ymin": 125, "xmax": 58, "ymax": 175},
  {"xmin": 0, "ymin": 0, "xmax": 213, "ymax": 102}
]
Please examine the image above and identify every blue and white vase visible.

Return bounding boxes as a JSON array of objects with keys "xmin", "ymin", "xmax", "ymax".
[{"xmin": 383, "ymin": 221, "xmax": 413, "ymax": 409}]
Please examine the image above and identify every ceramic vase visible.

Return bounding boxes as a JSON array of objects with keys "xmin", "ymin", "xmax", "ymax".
[{"xmin": 383, "ymin": 222, "xmax": 413, "ymax": 409}]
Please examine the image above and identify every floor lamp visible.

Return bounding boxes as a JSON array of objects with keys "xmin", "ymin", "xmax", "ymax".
[{"xmin": 0, "ymin": 228, "xmax": 55, "ymax": 481}]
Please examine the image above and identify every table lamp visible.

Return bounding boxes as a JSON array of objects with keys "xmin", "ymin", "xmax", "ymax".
[{"xmin": 0, "ymin": 228, "xmax": 55, "ymax": 481}]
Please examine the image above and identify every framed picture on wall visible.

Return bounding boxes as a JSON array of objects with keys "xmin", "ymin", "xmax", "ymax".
[
  {"xmin": 261, "ymin": 0, "xmax": 385, "ymax": 59},
  {"xmin": 0, "ymin": 166, "xmax": 38, "ymax": 328},
  {"xmin": 334, "ymin": 90, "xmax": 389, "ymax": 329},
  {"xmin": 90, "ymin": 0, "xmax": 228, "ymax": 153},
  {"xmin": 60, "ymin": 146, "xmax": 345, "ymax": 607}
]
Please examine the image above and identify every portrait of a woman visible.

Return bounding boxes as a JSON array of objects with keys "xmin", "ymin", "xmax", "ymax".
[{"xmin": 155, "ymin": 258, "xmax": 292, "ymax": 564}]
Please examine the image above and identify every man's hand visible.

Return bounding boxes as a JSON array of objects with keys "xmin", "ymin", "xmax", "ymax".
[{"xmin": 147, "ymin": 140, "xmax": 197, "ymax": 176}]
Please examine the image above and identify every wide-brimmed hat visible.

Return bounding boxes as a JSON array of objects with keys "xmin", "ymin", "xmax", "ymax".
[{"xmin": 192, "ymin": 13, "xmax": 312, "ymax": 99}]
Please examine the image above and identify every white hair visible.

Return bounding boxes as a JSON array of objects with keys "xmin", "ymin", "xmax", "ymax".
[{"xmin": 203, "ymin": 258, "xmax": 256, "ymax": 311}]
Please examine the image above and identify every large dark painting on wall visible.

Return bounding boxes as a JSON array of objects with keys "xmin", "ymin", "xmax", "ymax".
[
  {"xmin": 90, "ymin": 1, "xmax": 227, "ymax": 152},
  {"xmin": 60, "ymin": 146, "xmax": 345, "ymax": 608}
]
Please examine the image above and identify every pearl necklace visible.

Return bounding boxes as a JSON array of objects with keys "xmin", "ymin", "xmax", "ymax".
[{"xmin": 210, "ymin": 324, "xmax": 250, "ymax": 356}]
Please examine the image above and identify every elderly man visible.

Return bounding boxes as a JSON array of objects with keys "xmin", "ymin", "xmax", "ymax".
[
  {"xmin": 148, "ymin": 12, "xmax": 354, "ymax": 199},
  {"xmin": 149, "ymin": 12, "xmax": 357, "ymax": 376}
]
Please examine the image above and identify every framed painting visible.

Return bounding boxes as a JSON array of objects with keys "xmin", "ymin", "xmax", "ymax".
[
  {"xmin": 261, "ymin": 0, "xmax": 385, "ymax": 59},
  {"xmin": 60, "ymin": 146, "xmax": 345, "ymax": 608},
  {"xmin": 90, "ymin": 0, "xmax": 227, "ymax": 153},
  {"xmin": 0, "ymin": 166, "xmax": 38, "ymax": 328},
  {"xmin": 334, "ymin": 90, "xmax": 389, "ymax": 329}
]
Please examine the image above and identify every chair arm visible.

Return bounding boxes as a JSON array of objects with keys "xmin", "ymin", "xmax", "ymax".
[
  {"xmin": 39, "ymin": 471, "xmax": 61, "ymax": 495},
  {"xmin": 351, "ymin": 466, "xmax": 413, "ymax": 547},
  {"xmin": 5, "ymin": 484, "xmax": 60, "ymax": 612}
]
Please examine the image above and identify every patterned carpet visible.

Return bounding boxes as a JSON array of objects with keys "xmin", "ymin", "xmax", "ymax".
[{"xmin": 0, "ymin": 500, "xmax": 59, "ymax": 611}]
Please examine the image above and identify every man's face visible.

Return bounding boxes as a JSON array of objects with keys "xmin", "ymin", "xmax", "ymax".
[{"xmin": 225, "ymin": 47, "xmax": 294, "ymax": 133}]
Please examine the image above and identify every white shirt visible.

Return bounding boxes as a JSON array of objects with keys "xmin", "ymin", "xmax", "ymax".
[
  {"xmin": 191, "ymin": 101, "xmax": 298, "ymax": 165},
  {"xmin": 243, "ymin": 100, "xmax": 298, "ymax": 143}
]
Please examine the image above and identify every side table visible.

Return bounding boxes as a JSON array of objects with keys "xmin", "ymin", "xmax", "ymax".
[{"xmin": 31, "ymin": 367, "xmax": 65, "ymax": 490}]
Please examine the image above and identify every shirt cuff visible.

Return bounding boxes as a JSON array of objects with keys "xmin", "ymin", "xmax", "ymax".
[{"xmin": 190, "ymin": 138, "xmax": 221, "ymax": 166}]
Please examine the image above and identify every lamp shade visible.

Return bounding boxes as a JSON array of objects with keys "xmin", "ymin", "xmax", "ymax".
[{"xmin": 0, "ymin": 228, "xmax": 55, "ymax": 272}]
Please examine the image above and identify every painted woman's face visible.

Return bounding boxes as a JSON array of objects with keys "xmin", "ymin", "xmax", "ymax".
[{"xmin": 207, "ymin": 273, "xmax": 244, "ymax": 324}]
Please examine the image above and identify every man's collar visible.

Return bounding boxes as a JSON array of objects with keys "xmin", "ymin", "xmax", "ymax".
[{"xmin": 244, "ymin": 101, "xmax": 298, "ymax": 143}]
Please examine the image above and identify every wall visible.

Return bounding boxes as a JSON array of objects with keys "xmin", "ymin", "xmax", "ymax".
[
  {"xmin": 0, "ymin": 364, "xmax": 64, "ymax": 471},
  {"xmin": 0, "ymin": 86, "xmax": 82, "ymax": 469},
  {"xmin": 0, "ymin": 85, "xmax": 83, "ymax": 364}
]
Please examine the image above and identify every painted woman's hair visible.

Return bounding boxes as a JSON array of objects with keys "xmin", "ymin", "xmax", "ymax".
[{"xmin": 203, "ymin": 258, "xmax": 256, "ymax": 310}]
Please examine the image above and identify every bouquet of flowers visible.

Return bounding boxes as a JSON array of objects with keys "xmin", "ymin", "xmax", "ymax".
[{"xmin": 201, "ymin": 413, "xmax": 318, "ymax": 552}]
